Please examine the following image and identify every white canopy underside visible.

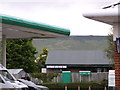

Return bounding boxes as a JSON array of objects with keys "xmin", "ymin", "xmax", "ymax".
[
  {"xmin": 1, "ymin": 24, "xmax": 67, "ymax": 39},
  {"xmin": 83, "ymin": 8, "xmax": 120, "ymax": 25}
]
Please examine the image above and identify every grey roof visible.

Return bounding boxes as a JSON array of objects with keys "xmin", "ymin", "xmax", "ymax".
[{"xmin": 46, "ymin": 50, "xmax": 111, "ymax": 65}]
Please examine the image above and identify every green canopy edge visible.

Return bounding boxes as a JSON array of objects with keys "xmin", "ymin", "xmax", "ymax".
[{"xmin": 0, "ymin": 15, "xmax": 70, "ymax": 36}]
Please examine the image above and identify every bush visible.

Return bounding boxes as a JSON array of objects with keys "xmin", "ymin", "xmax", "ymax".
[
  {"xmin": 41, "ymin": 82, "xmax": 108, "ymax": 90},
  {"xmin": 30, "ymin": 73, "xmax": 60, "ymax": 83}
]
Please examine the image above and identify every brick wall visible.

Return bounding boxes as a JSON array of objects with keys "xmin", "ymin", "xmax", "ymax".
[{"xmin": 114, "ymin": 41, "xmax": 120, "ymax": 89}]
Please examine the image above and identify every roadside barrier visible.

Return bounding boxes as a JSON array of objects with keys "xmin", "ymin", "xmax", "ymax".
[
  {"xmin": 89, "ymin": 85, "xmax": 91, "ymax": 90},
  {"xmin": 104, "ymin": 86, "xmax": 107, "ymax": 90},
  {"xmin": 65, "ymin": 85, "xmax": 67, "ymax": 90},
  {"xmin": 78, "ymin": 85, "xmax": 80, "ymax": 90},
  {"xmin": 64, "ymin": 85, "xmax": 108, "ymax": 90}
]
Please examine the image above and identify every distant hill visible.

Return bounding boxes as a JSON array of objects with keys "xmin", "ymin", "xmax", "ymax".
[
  {"xmin": 33, "ymin": 36, "xmax": 108, "ymax": 53},
  {"xmin": 32, "ymin": 36, "xmax": 108, "ymax": 56}
]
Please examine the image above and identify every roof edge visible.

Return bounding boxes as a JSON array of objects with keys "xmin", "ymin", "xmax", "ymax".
[{"xmin": 0, "ymin": 14, "xmax": 70, "ymax": 36}]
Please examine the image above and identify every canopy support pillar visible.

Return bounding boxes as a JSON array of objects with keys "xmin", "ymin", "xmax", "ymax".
[
  {"xmin": 113, "ymin": 23, "xmax": 120, "ymax": 89},
  {"xmin": 2, "ymin": 35, "xmax": 6, "ymax": 67}
]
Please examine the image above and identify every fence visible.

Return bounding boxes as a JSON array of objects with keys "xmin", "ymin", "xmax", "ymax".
[{"xmin": 52, "ymin": 72, "xmax": 108, "ymax": 83}]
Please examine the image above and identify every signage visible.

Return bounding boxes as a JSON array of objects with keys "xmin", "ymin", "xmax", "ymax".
[
  {"xmin": 41, "ymin": 68, "xmax": 47, "ymax": 73},
  {"xmin": 79, "ymin": 71, "xmax": 91, "ymax": 75},
  {"xmin": 47, "ymin": 65, "xmax": 67, "ymax": 68},
  {"xmin": 108, "ymin": 70, "xmax": 115, "ymax": 87},
  {"xmin": 116, "ymin": 38, "xmax": 120, "ymax": 53}
]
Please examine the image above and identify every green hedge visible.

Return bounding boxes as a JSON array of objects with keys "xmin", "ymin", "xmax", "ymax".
[
  {"xmin": 41, "ymin": 82, "xmax": 108, "ymax": 90},
  {"xmin": 30, "ymin": 73, "xmax": 60, "ymax": 83}
]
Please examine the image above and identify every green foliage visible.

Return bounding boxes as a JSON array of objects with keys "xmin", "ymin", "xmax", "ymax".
[
  {"xmin": 35, "ymin": 48, "xmax": 48, "ymax": 71},
  {"xmin": 105, "ymin": 34, "xmax": 114, "ymax": 60},
  {"xmin": 30, "ymin": 73, "xmax": 60, "ymax": 83},
  {"xmin": 41, "ymin": 82, "xmax": 107, "ymax": 90},
  {"xmin": 6, "ymin": 39, "xmax": 38, "ymax": 73},
  {"xmin": 104, "ymin": 34, "xmax": 114, "ymax": 68},
  {"xmin": 39, "ymin": 48, "xmax": 48, "ymax": 63}
]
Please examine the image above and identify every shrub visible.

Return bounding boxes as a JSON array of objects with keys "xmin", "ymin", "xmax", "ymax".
[
  {"xmin": 30, "ymin": 73, "xmax": 60, "ymax": 83},
  {"xmin": 41, "ymin": 82, "xmax": 108, "ymax": 90}
]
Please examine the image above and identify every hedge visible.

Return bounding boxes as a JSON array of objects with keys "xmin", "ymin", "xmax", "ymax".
[
  {"xmin": 41, "ymin": 82, "xmax": 108, "ymax": 90},
  {"xmin": 30, "ymin": 73, "xmax": 60, "ymax": 83}
]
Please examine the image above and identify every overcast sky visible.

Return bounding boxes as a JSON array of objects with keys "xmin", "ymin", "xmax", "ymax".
[{"xmin": 0, "ymin": 0, "xmax": 119, "ymax": 36}]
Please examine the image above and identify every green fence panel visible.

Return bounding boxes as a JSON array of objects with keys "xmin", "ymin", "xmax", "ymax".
[{"xmin": 62, "ymin": 71, "xmax": 71, "ymax": 83}]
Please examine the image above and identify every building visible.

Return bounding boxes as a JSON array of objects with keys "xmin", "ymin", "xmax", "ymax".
[
  {"xmin": 46, "ymin": 50, "xmax": 112, "ymax": 73},
  {"xmin": 82, "ymin": 3, "xmax": 120, "ymax": 88}
]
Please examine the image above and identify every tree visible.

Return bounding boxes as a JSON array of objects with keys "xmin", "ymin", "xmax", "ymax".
[
  {"xmin": 104, "ymin": 33, "xmax": 114, "ymax": 68},
  {"xmin": 6, "ymin": 39, "xmax": 38, "ymax": 73},
  {"xmin": 39, "ymin": 48, "xmax": 48, "ymax": 62},
  {"xmin": 35, "ymin": 48, "xmax": 48, "ymax": 72}
]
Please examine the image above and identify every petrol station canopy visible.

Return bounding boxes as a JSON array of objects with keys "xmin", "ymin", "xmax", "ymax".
[
  {"xmin": 83, "ymin": 8, "xmax": 120, "ymax": 25},
  {"xmin": 83, "ymin": 7, "xmax": 120, "ymax": 41},
  {"xmin": 1, "ymin": 14, "xmax": 70, "ymax": 39},
  {"xmin": 0, "ymin": 14, "xmax": 70, "ymax": 67}
]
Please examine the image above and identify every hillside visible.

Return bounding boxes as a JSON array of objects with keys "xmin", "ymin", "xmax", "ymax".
[{"xmin": 32, "ymin": 36, "xmax": 108, "ymax": 56}]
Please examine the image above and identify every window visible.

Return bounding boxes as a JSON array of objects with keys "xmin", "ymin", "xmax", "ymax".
[
  {"xmin": 0, "ymin": 70, "xmax": 14, "ymax": 82},
  {"xmin": 0, "ymin": 76, "xmax": 4, "ymax": 83},
  {"xmin": 97, "ymin": 68, "xmax": 101, "ymax": 72}
]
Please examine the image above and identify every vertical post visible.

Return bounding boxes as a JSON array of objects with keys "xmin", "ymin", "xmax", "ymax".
[
  {"xmin": 80, "ymin": 75, "xmax": 81, "ymax": 82},
  {"xmin": 78, "ymin": 85, "xmax": 80, "ymax": 90},
  {"xmin": 113, "ymin": 23, "xmax": 120, "ymax": 89},
  {"xmin": 71, "ymin": 72, "xmax": 73, "ymax": 82},
  {"xmin": 65, "ymin": 86, "xmax": 67, "ymax": 90},
  {"xmin": 2, "ymin": 35, "xmax": 6, "ymax": 67},
  {"xmin": 0, "ymin": 16, "xmax": 2, "ymax": 64},
  {"xmin": 89, "ymin": 86, "xmax": 91, "ymax": 90},
  {"xmin": 114, "ymin": 41, "xmax": 120, "ymax": 89},
  {"xmin": 57, "ymin": 76, "xmax": 59, "ymax": 82},
  {"xmin": 89, "ymin": 75, "xmax": 91, "ymax": 82},
  {"xmin": 104, "ymin": 86, "xmax": 106, "ymax": 90}
]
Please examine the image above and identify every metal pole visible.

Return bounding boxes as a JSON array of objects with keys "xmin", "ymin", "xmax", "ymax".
[
  {"xmin": 104, "ymin": 86, "xmax": 107, "ymax": 90},
  {"xmin": 89, "ymin": 86, "xmax": 91, "ymax": 90},
  {"xmin": 0, "ymin": 18, "xmax": 2, "ymax": 64},
  {"xmin": 65, "ymin": 86, "xmax": 67, "ymax": 90},
  {"xmin": 2, "ymin": 35, "xmax": 6, "ymax": 67},
  {"xmin": 78, "ymin": 85, "xmax": 80, "ymax": 90}
]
